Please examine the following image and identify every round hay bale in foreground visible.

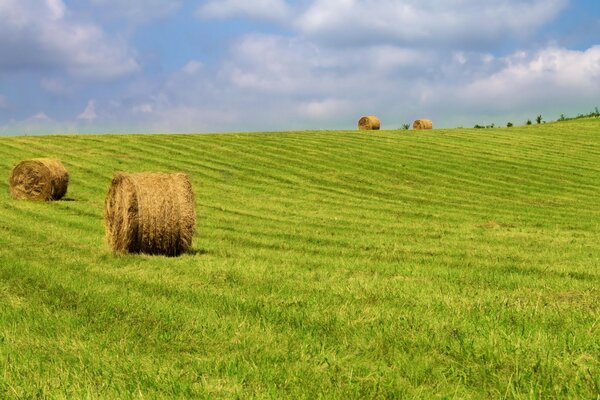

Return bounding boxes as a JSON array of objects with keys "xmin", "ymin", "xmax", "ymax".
[
  {"xmin": 413, "ymin": 119, "xmax": 433, "ymax": 130},
  {"xmin": 104, "ymin": 172, "xmax": 196, "ymax": 256},
  {"xmin": 9, "ymin": 158, "xmax": 69, "ymax": 201},
  {"xmin": 358, "ymin": 116, "xmax": 381, "ymax": 130}
]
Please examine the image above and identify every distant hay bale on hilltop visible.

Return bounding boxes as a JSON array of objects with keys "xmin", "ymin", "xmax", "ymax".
[
  {"xmin": 9, "ymin": 158, "xmax": 69, "ymax": 201},
  {"xmin": 358, "ymin": 116, "xmax": 381, "ymax": 130},
  {"xmin": 413, "ymin": 119, "xmax": 433, "ymax": 130},
  {"xmin": 104, "ymin": 172, "xmax": 196, "ymax": 256}
]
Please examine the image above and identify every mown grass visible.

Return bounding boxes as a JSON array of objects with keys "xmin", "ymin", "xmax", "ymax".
[{"xmin": 0, "ymin": 120, "xmax": 599, "ymax": 399}]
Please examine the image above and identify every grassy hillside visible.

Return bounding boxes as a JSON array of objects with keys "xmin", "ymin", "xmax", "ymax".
[{"xmin": 0, "ymin": 121, "xmax": 599, "ymax": 398}]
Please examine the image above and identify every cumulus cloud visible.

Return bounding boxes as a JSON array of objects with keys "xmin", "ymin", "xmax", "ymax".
[
  {"xmin": 458, "ymin": 46, "xmax": 600, "ymax": 109},
  {"xmin": 222, "ymin": 35, "xmax": 330, "ymax": 95},
  {"xmin": 0, "ymin": 0, "xmax": 139, "ymax": 79},
  {"xmin": 297, "ymin": 0, "xmax": 568, "ymax": 49},
  {"xmin": 198, "ymin": 0, "xmax": 291, "ymax": 22},
  {"xmin": 221, "ymin": 34, "xmax": 433, "ymax": 98}
]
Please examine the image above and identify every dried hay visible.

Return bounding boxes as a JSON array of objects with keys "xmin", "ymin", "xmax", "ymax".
[
  {"xmin": 9, "ymin": 158, "xmax": 69, "ymax": 201},
  {"xmin": 413, "ymin": 119, "xmax": 433, "ymax": 130},
  {"xmin": 358, "ymin": 116, "xmax": 381, "ymax": 130},
  {"xmin": 104, "ymin": 172, "xmax": 196, "ymax": 256}
]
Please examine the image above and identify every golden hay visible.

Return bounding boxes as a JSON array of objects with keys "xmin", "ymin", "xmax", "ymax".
[
  {"xmin": 9, "ymin": 158, "xmax": 69, "ymax": 201},
  {"xmin": 104, "ymin": 172, "xmax": 196, "ymax": 256},
  {"xmin": 358, "ymin": 116, "xmax": 381, "ymax": 130},
  {"xmin": 413, "ymin": 119, "xmax": 433, "ymax": 130}
]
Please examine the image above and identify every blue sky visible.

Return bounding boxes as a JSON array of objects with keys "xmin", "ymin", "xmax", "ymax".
[{"xmin": 0, "ymin": 0, "xmax": 599, "ymax": 135}]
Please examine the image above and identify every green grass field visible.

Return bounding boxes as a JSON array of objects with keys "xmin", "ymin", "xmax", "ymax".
[{"xmin": 1, "ymin": 120, "xmax": 599, "ymax": 399}]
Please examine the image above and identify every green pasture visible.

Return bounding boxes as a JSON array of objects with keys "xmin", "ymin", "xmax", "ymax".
[{"xmin": 0, "ymin": 120, "xmax": 598, "ymax": 398}]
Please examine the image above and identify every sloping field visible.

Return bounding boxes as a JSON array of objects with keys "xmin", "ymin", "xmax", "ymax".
[{"xmin": 0, "ymin": 120, "xmax": 599, "ymax": 398}]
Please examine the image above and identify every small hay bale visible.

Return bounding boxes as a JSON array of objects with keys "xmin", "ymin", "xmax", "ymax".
[
  {"xmin": 413, "ymin": 119, "xmax": 433, "ymax": 130},
  {"xmin": 358, "ymin": 116, "xmax": 381, "ymax": 130},
  {"xmin": 104, "ymin": 172, "xmax": 196, "ymax": 256},
  {"xmin": 9, "ymin": 158, "xmax": 69, "ymax": 201}
]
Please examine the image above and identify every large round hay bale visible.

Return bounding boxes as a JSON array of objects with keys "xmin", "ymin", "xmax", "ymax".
[
  {"xmin": 358, "ymin": 116, "xmax": 381, "ymax": 130},
  {"xmin": 104, "ymin": 172, "xmax": 196, "ymax": 256},
  {"xmin": 413, "ymin": 119, "xmax": 433, "ymax": 130},
  {"xmin": 9, "ymin": 158, "xmax": 69, "ymax": 201}
]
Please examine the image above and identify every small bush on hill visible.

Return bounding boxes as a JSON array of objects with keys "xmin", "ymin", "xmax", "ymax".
[{"xmin": 556, "ymin": 107, "xmax": 600, "ymax": 122}]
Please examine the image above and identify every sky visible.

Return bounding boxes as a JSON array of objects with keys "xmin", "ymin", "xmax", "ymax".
[{"xmin": 0, "ymin": 0, "xmax": 599, "ymax": 135}]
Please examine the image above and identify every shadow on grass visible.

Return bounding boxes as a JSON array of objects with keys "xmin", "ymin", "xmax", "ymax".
[{"xmin": 186, "ymin": 248, "xmax": 209, "ymax": 256}]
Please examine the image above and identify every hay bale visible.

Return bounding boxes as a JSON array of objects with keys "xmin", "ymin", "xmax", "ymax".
[
  {"xmin": 104, "ymin": 172, "xmax": 196, "ymax": 256},
  {"xmin": 358, "ymin": 116, "xmax": 381, "ymax": 130},
  {"xmin": 9, "ymin": 158, "xmax": 69, "ymax": 201},
  {"xmin": 413, "ymin": 119, "xmax": 433, "ymax": 130}
]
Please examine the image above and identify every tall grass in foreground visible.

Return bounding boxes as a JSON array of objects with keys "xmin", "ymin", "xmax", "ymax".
[{"xmin": 0, "ymin": 120, "xmax": 599, "ymax": 398}]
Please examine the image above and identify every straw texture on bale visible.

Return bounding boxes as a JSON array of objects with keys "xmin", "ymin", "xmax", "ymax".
[
  {"xmin": 358, "ymin": 116, "xmax": 381, "ymax": 130},
  {"xmin": 413, "ymin": 119, "xmax": 433, "ymax": 130},
  {"xmin": 104, "ymin": 172, "xmax": 196, "ymax": 256},
  {"xmin": 9, "ymin": 158, "xmax": 69, "ymax": 201}
]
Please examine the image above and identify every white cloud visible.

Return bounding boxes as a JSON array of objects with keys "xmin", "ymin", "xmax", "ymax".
[
  {"xmin": 198, "ymin": 0, "xmax": 291, "ymax": 22},
  {"xmin": 78, "ymin": 100, "xmax": 98, "ymax": 121},
  {"xmin": 458, "ymin": 46, "xmax": 600, "ymax": 109},
  {"xmin": 222, "ymin": 34, "xmax": 435, "ymax": 98},
  {"xmin": 223, "ymin": 35, "xmax": 328, "ymax": 95},
  {"xmin": 0, "ymin": 0, "xmax": 139, "ymax": 79},
  {"xmin": 297, "ymin": 0, "xmax": 568, "ymax": 49}
]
